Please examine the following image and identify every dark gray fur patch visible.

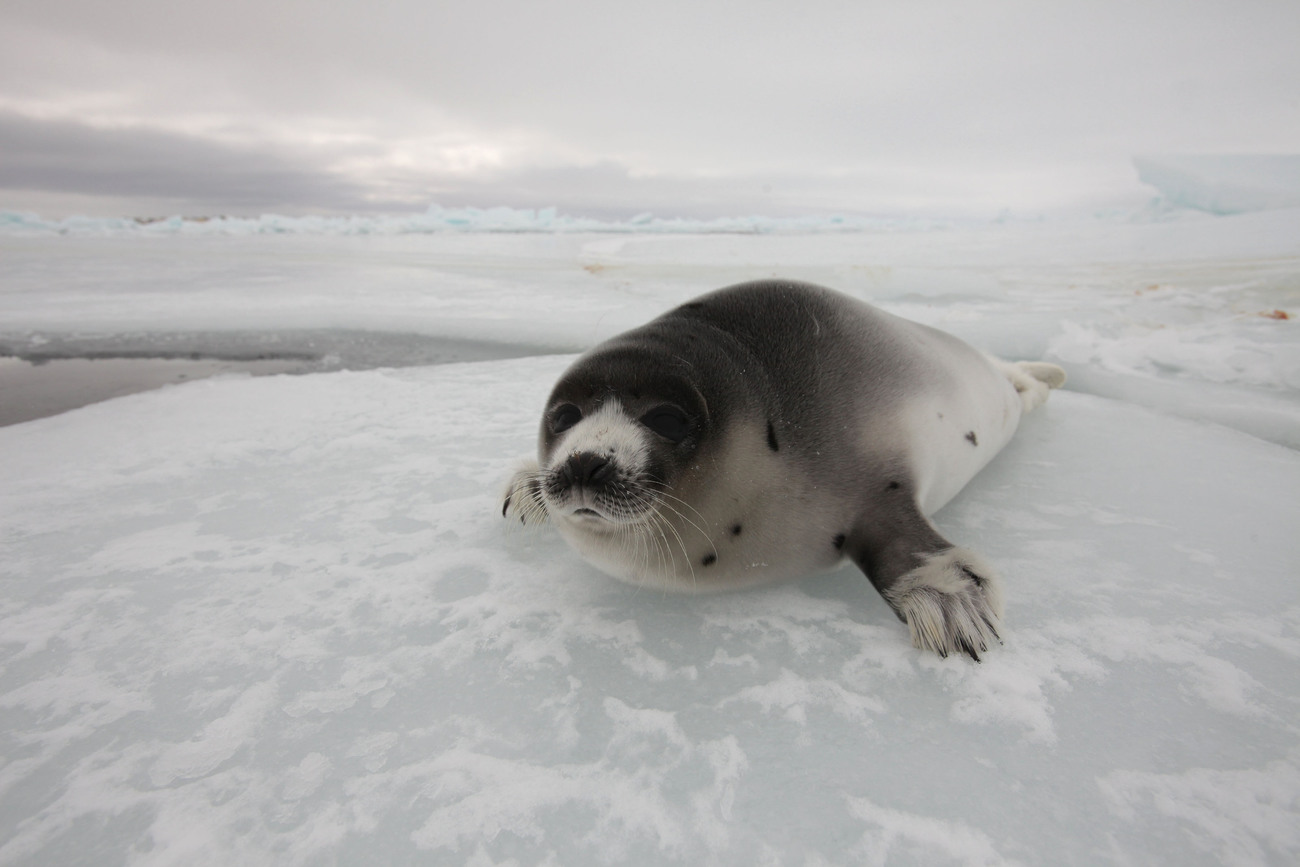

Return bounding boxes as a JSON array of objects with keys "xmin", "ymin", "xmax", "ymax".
[
  {"xmin": 833, "ymin": 533, "xmax": 846, "ymax": 550},
  {"xmin": 965, "ymin": 431, "xmax": 978, "ymax": 446},
  {"xmin": 731, "ymin": 524, "xmax": 742, "ymax": 536},
  {"xmin": 702, "ymin": 553, "xmax": 717, "ymax": 566},
  {"xmin": 766, "ymin": 422, "xmax": 779, "ymax": 452}
]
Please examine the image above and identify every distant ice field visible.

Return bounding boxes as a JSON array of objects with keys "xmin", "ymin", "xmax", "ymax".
[
  {"xmin": 3, "ymin": 206, "xmax": 1298, "ymax": 443},
  {"xmin": 1, "ymin": 203, "xmax": 1298, "ymax": 864}
]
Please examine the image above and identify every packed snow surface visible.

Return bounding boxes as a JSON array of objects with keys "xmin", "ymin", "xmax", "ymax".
[{"xmin": 1, "ymin": 205, "xmax": 1298, "ymax": 865}]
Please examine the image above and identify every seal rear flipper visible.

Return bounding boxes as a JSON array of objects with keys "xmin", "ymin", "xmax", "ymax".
[
  {"xmin": 990, "ymin": 357, "xmax": 1067, "ymax": 413},
  {"xmin": 1018, "ymin": 361, "xmax": 1067, "ymax": 390},
  {"xmin": 848, "ymin": 513, "xmax": 1005, "ymax": 661}
]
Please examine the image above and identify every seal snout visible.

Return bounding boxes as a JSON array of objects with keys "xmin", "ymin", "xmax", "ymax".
[
  {"xmin": 547, "ymin": 451, "xmax": 626, "ymax": 520},
  {"xmin": 559, "ymin": 451, "xmax": 614, "ymax": 489}
]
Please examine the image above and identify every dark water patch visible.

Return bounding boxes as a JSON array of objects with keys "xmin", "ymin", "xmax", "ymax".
[
  {"xmin": 0, "ymin": 329, "xmax": 562, "ymax": 370},
  {"xmin": 0, "ymin": 357, "xmax": 311, "ymax": 426},
  {"xmin": 0, "ymin": 329, "xmax": 568, "ymax": 426}
]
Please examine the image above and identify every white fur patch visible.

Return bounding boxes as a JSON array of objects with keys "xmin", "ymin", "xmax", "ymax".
[
  {"xmin": 883, "ymin": 547, "xmax": 1005, "ymax": 661},
  {"xmin": 551, "ymin": 399, "xmax": 649, "ymax": 473}
]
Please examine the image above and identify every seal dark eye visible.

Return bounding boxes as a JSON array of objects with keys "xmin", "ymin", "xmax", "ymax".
[
  {"xmin": 641, "ymin": 405, "xmax": 690, "ymax": 443},
  {"xmin": 550, "ymin": 403, "xmax": 582, "ymax": 434}
]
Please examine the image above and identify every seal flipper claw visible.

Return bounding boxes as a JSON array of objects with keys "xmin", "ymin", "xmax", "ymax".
[
  {"xmin": 847, "ymin": 496, "xmax": 1004, "ymax": 660},
  {"xmin": 882, "ymin": 547, "xmax": 1005, "ymax": 661},
  {"xmin": 501, "ymin": 459, "xmax": 550, "ymax": 526},
  {"xmin": 957, "ymin": 636, "xmax": 982, "ymax": 663}
]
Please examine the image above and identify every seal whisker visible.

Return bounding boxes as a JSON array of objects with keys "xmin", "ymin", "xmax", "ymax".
[
  {"xmin": 618, "ymin": 492, "xmax": 655, "ymax": 578},
  {"xmin": 649, "ymin": 506, "xmax": 696, "ymax": 589},
  {"xmin": 614, "ymin": 486, "xmax": 665, "ymax": 585},
  {"xmin": 643, "ymin": 477, "xmax": 714, "ymax": 528},
  {"xmin": 634, "ymin": 509, "xmax": 672, "ymax": 588},
  {"xmin": 653, "ymin": 497, "xmax": 719, "ymax": 563}
]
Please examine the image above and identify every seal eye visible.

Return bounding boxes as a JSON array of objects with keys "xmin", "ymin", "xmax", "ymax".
[
  {"xmin": 550, "ymin": 403, "xmax": 582, "ymax": 434},
  {"xmin": 641, "ymin": 406, "xmax": 690, "ymax": 443}
]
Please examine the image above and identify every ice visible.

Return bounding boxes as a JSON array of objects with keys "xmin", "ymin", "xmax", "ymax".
[
  {"xmin": 1135, "ymin": 155, "xmax": 1300, "ymax": 215},
  {"xmin": 5, "ymin": 206, "xmax": 1297, "ymax": 443},
  {"xmin": 0, "ymin": 206, "xmax": 950, "ymax": 238},
  {"xmin": 1, "ymin": 207, "xmax": 1299, "ymax": 864}
]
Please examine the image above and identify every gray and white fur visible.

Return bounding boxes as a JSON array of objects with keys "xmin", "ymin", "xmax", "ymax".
[{"xmin": 503, "ymin": 280, "xmax": 1065, "ymax": 661}]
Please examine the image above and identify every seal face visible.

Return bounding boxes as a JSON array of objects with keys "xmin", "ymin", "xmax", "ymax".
[{"xmin": 503, "ymin": 280, "xmax": 1065, "ymax": 660}]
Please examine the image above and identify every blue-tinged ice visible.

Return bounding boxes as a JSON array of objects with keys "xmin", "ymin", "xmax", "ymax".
[{"xmin": 1136, "ymin": 154, "xmax": 1300, "ymax": 215}]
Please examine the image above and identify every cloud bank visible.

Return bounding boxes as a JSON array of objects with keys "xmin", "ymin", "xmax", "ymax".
[{"xmin": 2, "ymin": 0, "xmax": 1297, "ymax": 218}]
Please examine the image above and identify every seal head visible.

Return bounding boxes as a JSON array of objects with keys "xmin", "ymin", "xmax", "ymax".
[{"xmin": 504, "ymin": 329, "xmax": 728, "ymax": 585}]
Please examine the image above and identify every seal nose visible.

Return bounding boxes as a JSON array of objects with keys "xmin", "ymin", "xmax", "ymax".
[{"xmin": 561, "ymin": 452, "xmax": 613, "ymax": 488}]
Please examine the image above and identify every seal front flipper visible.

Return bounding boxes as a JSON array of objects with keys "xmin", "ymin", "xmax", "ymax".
[
  {"xmin": 501, "ymin": 459, "xmax": 549, "ymax": 525},
  {"xmin": 847, "ymin": 504, "xmax": 1005, "ymax": 661}
]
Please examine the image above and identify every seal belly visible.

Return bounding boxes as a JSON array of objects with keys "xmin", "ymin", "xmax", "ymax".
[
  {"xmin": 896, "ymin": 348, "xmax": 1023, "ymax": 515},
  {"xmin": 644, "ymin": 421, "xmax": 850, "ymax": 591}
]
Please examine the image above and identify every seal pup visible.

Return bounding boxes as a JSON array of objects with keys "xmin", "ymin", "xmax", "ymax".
[{"xmin": 503, "ymin": 280, "xmax": 1065, "ymax": 660}]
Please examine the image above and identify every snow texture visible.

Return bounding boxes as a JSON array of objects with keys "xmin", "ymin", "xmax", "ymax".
[{"xmin": 1, "ymin": 203, "xmax": 1298, "ymax": 865}]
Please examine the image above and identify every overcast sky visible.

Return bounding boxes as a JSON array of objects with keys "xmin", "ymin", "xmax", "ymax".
[{"xmin": 2, "ymin": 0, "xmax": 1297, "ymax": 219}]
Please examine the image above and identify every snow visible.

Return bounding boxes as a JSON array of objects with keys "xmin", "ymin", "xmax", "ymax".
[{"xmin": 1, "ymin": 203, "xmax": 1299, "ymax": 865}]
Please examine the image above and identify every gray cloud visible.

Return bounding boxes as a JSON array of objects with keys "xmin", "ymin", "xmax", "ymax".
[
  {"xmin": 5, "ymin": 108, "xmax": 1129, "ymax": 219},
  {"xmin": 2, "ymin": 0, "xmax": 1298, "ymax": 217},
  {"xmin": 0, "ymin": 112, "xmax": 807, "ymax": 218},
  {"xmin": 0, "ymin": 112, "xmax": 384, "ymax": 214}
]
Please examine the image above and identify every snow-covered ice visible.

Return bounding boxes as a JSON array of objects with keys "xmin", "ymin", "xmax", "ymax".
[{"xmin": 1, "ymin": 204, "xmax": 1298, "ymax": 865}]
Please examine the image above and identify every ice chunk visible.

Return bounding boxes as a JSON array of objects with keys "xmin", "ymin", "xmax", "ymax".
[{"xmin": 1135, "ymin": 155, "xmax": 1300, "ymax": 214}]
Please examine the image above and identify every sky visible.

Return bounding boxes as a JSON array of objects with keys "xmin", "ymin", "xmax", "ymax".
[{"xmin": 1, "ymin": 0, "xmax": 1298, "ymax": 219}]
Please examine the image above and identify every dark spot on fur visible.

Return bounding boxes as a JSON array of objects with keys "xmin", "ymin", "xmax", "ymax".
[
  {"xmin": 502, "ymin": 496, "xmax": 511, "ymax": 517},
  {"xmin": 965, "ymin": 431, "xmax": 979, "ymax": 446},
  {"xmin": 731, "ymin": 524, "xmax": 742, "ymax": 536},
  {"xmin": 887, "ymin": 481, "xmax": 901, "ymax": 491},
  {"xmin": 833, "ymin": 533, "xmax": 846, "ymax": 550},
  {"xmin": 702, "ymin": 553, "xmax": 717, "ymax": 567},
  {"xmin": 766, "ymin": 422, "xmax": 779, "ymax": 452}
]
